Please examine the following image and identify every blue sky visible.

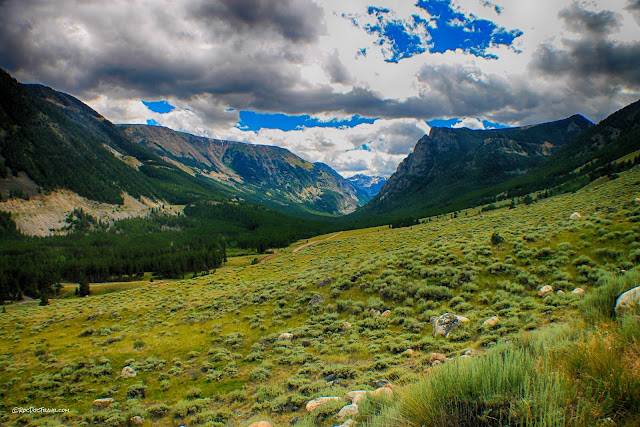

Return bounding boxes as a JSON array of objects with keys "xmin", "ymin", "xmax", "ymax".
[
  {"xmin": 236, "ymin": 111, "xmax": 377, "ymax": 132},
  {"xmin": 8, "ymin": 0, "xmax": 638, "ymax": 177},
  {"xmin": 360, "ymin": 0, "xmax": 522, "ymax": 62}
]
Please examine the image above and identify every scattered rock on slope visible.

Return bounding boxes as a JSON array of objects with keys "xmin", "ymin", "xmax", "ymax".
[
  {"xmin": 121, "ymin": 366, "xmax": 136, "ymax": 378},
  {"xmin": 430, "ymin": 313, "xmax": 468, "ymax": 337},
  {"xmin": 538, "ymin": 285, "xmax": 554, "ymax": 297},
  {"xmin": 92, "ymin": 398, "xmax": 114, "ymax": 409},
  {"xmin": 337, "ymin": 403, "xmax": 359, "ymax": 419},
  {"xmin": 305, "ymin": 396, "xmax": 342, "ymax": 412}
]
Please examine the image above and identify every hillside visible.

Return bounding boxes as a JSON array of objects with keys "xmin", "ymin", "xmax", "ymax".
[
  {"xmin": 1, "ymin": 164, "xmax": 639, "ymax": 426},
  {"xmin": 0, "ymin": 69, "xmax": 225, "ymax": 207},
  {"xmin": 360, "ymin": 115, "xmax": 594, "ymax": 219},
  {"xmin": 122, "ymin": 125, "xmax": 365, "ymax": 216}
]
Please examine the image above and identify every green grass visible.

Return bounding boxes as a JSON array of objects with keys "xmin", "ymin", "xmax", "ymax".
[{"xmin": 1, "ymin": 166, "xmax": 640, "ymax": 426}]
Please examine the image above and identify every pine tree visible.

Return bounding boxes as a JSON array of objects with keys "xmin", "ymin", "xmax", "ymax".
[{"xmin": 78, "ymin": 277, "xmax": 90, "ymax": 297}]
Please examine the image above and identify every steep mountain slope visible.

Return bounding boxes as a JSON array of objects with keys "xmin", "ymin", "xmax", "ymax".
[
  {"xmin": 0, "ymin": 68, "xmax": 223, "ymax": 205},
  {"xmin": 122, "ymin": 124, "xmax": 366, "ymax": 215},
  {"xmin": 347, "ymin": 174, "xmax": 387, "ymax": 198},
  {"xmin": 360, "ymin": 115, "xmax": 595, "ymax": 218}
]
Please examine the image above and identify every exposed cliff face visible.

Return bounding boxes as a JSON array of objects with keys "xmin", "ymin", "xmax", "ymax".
[
  {"xmin": 369, "ymin": 115, "xmax": 594, "ymax": 213},
  {"xmin": 122, "ymin": 125, "xmax": 366, "ymax": 215}
]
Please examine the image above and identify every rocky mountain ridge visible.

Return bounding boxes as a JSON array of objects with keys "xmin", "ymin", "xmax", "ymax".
[{"xmin": 122, "ymin": 124, "xmax": 366, "ymax": 216}]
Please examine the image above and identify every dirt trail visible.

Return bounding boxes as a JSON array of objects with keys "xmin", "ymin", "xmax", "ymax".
[
  {"xmin": 258, "ymin": 249, "xmax": 280, "ymax": 264},
  {"xmin": 292, "ymin": 231, "xmax": 343, "ymax": 253}
]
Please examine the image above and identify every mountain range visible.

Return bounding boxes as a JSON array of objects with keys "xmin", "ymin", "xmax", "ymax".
[
  {"xmin": 0, "ymin": 68, "xmax": 372, "ymax": 222},
  {"xmin": 121, "ymin": 124, "xmax": 367, "ymax": 215},
  {"xmin": 1, "ymin": 65, "xmax": 639, "ymax": 231}
]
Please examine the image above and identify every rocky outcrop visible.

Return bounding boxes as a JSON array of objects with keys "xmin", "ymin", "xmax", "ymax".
[
  {"xmin": 570, "ymin": 212, "xmax": 582, "ymax": 220},
  {"xmin": 367, "ymin": 115, "xmax": 593, "ymax": 216}
]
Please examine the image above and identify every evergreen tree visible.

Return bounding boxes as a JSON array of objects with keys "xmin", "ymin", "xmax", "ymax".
[{"xmin": 78, "ymin": 277, "xmax": 90, "ymax": 297}]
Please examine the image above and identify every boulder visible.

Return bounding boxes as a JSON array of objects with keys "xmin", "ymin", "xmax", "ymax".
[
  {"xmin": 370, "ymin": 384, "xmax": 396, "ymax": 397},
  {"xmin": 402, "ymin": 349, "xmax": 416, "ymax": 357},
  {"xmin": 430, "ymin": 313, "xmax": 466, "ymax": 337},
  {"xmin": 342, "ymin": 321, "xmax": 352, "ymax": 330},
  {"xmin": 429, "ymin": 352, "xmax": 447, "ymax": 364},
  {"xmin": 279, "ymin": 333, "xmax": 293, "ymax": 340},
  {"xmin": 248, "ymin": 422, "xmax": 272, "ymax": 427},
  {"xmin": 92, "ymin": 398, "xmax": 114, "ymax": 409},
  {"xmin": 615, "ymin": 286, "xmax": 640, "ymax": 317},
  {"xmin": 344, "ymin": 390, "xmax": 368, "ymax": 404},
  {"xmin": 557, "ymin": 290, "xmax": 565, "ymax": 295},
  {"xmin": 370, "ymin": 309, "xmax": 381, "ymax": 317},
  {"xmin": 121, "ymin": 366, "xmax": 136, "ymax": 378},
  {"xmin": 570, "ymin": 212, "xmax": 582, "ymax": 220},
  {"xmin": 635, "ymin": 197, "xmax": 640, "ymax": 205},
  {"xmin": 571, "ymin": 287, "xmax": 586, "ymax": 296},
  {"xmin": 306, "ymin": 396, "xmax": 342, "ymax": 412},
  {"xmin": 130, "ymin": 416, "xmax": 145, "ymax": 426},
  {"xmin": 337, "ymin": 403, "xmax": 359, "ymax": 419},
  {"xmin": 380, "ymin": 310, "xmax": 391, "ymax": 317},
  {"xmin": 482, "ymin": 316, "xmax": 499, "ymax": 327},
  {"xmin": 538, "ymin": 285, "xmax": 554, "ymax": 297}
]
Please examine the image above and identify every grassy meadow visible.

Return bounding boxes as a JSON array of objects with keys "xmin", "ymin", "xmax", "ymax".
[{"xmin": 1, "ymin": 167, "xmax": 640, "ymax": 426}]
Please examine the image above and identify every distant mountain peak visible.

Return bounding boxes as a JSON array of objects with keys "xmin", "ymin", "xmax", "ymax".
[{"xmin": 347, "ymin": 174, "xmax": 388, "ymax": 198}]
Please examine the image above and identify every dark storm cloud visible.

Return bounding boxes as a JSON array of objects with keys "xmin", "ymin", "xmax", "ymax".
[
  {"xmin": 534, "ymin": 39, "xmax": 640, "ymax": 88},
  {"xmin": 558, "ymin": 2, "xmax": 621, "ymax": 34},
  {"xmin": 0, "ymin": 0, "xmax": 321, "ymax": 100},
  {"xmin": 190, "ymin": 0, "xmax": 324, "ymax": 43}
]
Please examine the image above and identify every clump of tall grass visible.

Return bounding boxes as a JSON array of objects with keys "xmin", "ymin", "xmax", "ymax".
[
  {"xmin": 581, "ymin": 269, "xmax": 639, "ymax": 322},
  {"xmin": 364, "ymin": 345, "xmax": 575, "ymax": 427}
]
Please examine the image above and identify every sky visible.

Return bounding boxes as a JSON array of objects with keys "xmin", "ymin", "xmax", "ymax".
[{"xmin": 1, "ymin": 0, "xmax": 639, "ymax": 178}]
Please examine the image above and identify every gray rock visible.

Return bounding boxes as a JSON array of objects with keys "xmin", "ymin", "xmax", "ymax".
[
  {"xmin": 278, "ymin": 333, "xmax": 293, "ymax": 340},
  {"xmin": 344, "ymin": 390, "xmax": 368, "ymax": 404},
  {"xmin": 306, "ymin": 396, "xmax": 342, "ymax": 412},
  {"xmin": 538, "ymin": 285, "xmax": 554, "ymax": 297},
  {"xmin": 337, "ymin": 403, "xmax": 359, "ymax": 419},
  {"xmin": 130, "ymin": 416, "xmax": 145, "ymax": 425},
  {"xmin": 121, "ymin": 366, "xmax": 136, "ymax": 378},
  {"xmin": 92, "ymin": 398, "xmax": 114, "ymax": 409},
  {"xmin": 571, "ymin": 287, "xmax": 586, "ymax": 296},
  {"xmin": 430, "ymin": 313, "xmax": 465, "ymax": 337},
  {"xmin": 482, "ymin": 316, "xmax": 499, "ymax": 327},
  {"xmin": 615, "ymin": 286, "xmax": 640, "ymax": 317}
]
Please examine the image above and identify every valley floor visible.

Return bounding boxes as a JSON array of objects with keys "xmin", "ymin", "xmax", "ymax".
[{"xmin": 1, "ymin": 167, "xmax": 640, "ymax": 426}]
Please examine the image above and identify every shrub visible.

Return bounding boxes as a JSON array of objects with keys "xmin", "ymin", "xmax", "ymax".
[
  {"xmin": 126, "ymin": 382, "xmax": 147, "ymax": 399},
  {"xmin": 416, "ymin": 285, "xmax": 453, "ymax": 301}
]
